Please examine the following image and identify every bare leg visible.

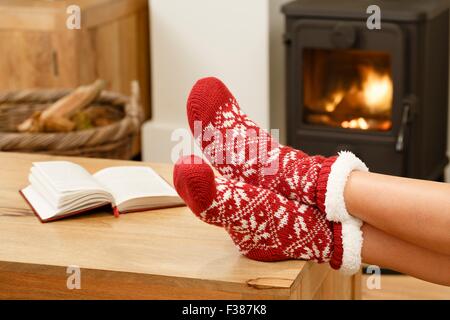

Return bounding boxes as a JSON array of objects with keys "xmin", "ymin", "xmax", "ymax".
[
  {"xmin": 345, "ymin": 171, "xmax": 450, "ymax": 255},
  {"xmin": 361, "ymin": 223, "xmax": 450, "ymax": 286}
]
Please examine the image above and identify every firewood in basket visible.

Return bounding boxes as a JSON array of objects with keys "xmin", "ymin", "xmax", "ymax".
[
  {"xmin": 44, "ymin": 116, "xmax": 76, "ymax": 132},
  {"xmin": 17, "ymin": 79, "xmax": 107, "ymax": 133},
  {"xmin": 72, "ymin": 111, "xmax": 94, "ymax": 130},
  {"xmin": 17, "ymin": 111, "xmax": 43, "ymax": 133},
  {"xmin": 86, "ymin": 106, "xmax": 123, "ymax": 127}
]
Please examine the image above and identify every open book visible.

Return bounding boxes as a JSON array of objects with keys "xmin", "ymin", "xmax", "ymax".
[{"xmin": 20, "ymin": 161, "xmax": 184, "ymax": 222}]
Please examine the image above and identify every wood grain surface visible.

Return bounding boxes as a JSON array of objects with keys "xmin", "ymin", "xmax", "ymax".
[{"xmin": 0, "ymin": 152, "xmax": 359, "ymax": 299}]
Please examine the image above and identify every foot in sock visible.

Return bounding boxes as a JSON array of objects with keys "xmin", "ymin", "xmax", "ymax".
[
  {"xmin": 173, "ymin": 155, "xmax": 363, "ymax": 275},
  {"xmin": 187, "ymin": 77, "xmax": 368, "ymax": 223}
]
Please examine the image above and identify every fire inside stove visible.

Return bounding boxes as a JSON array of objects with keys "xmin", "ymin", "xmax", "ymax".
[{"xmin": 303, "ymin": 49, "xmax": 393, "ymax": 131}]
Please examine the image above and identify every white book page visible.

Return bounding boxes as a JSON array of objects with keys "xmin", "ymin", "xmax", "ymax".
[
  {"xmin": 22, "ymin": 185, "xmax": 111, "ymax": 221},
  {"xmin": 22, "ymin": 185, "xmax": 60, "ymax": 221},
  {"xmin": 93, "ymin": 166, "xmax": 178, "ymax": 206},
  {"xmin": 29, "ymin": 168, "xmax": 61, "ymax": 207},
  {"xmin": 33, "ymin": 161, "xmax": 106, "ymax": 193}
]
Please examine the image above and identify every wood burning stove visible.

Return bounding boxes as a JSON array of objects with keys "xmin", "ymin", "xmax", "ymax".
[{"xmin": 283, "ymin": 0, "xmax": 449, "ymax": 179}]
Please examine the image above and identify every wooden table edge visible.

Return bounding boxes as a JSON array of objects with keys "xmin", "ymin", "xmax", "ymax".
[{"xmin": 0, "ymin": 260, "xmax": 298, "ymax": 299}]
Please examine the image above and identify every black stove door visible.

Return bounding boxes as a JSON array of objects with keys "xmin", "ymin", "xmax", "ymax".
[{"xmin": 286, "ymin": 19, "xmax": 406, "ymax": 176}]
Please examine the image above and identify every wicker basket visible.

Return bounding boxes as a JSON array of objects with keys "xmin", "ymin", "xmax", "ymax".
[{"xmin": 0, "ymin": 86, "xmax": 143, "ymax": 159}]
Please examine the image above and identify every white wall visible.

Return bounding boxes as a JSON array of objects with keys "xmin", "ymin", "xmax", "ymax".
[{"xmin": 143, "ymin": 0, "xmax": 289, "ymax": 163}]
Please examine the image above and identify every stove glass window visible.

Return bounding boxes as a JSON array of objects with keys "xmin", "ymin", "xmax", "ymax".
[{"xmin": 303, "ymin": 49, "xmax": 393, "ymax": 131}]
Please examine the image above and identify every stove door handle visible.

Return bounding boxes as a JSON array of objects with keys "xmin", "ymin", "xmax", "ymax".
[
  {"xmin": 396, "ymin": 97, "xmax": 416, "ymax": 152},
  {"xmin": 395, "ymin": 104, "xmax": 409, "ymax": 152}
]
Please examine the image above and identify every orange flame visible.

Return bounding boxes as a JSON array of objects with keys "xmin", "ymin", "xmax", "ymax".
[
  {"xmin": 360, "ymin": 66, "xmax": 393, "ymax": 114},
  {"xmin": 338, "ymin": 66, "xmax": 393, "ymax": 130},
  {"xmin": 341, "ymin": 117, "xmax": 369, "ymax": 130}
]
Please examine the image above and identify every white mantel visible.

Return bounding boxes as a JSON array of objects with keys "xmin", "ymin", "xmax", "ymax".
[{"xmin": 142, "ymin": 0, "xmax": 290, "ymax": 163}]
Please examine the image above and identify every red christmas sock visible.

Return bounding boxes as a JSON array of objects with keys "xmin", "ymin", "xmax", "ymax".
[
  {"xmin": 187, "ymin": 77, "xmax": 368, "ymax": 224},
  {"xmin": 173, "ymin": 155, "xmax": 363, "ymax": 274}
]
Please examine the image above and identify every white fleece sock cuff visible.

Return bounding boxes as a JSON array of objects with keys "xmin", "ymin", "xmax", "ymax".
[
  {"xmin": 324, "ymin": 151, "xmax": 369, "ymax": 222},
  {"xmin": 339, "ymin": 218, "xmax": 364, "ymax": 275}
]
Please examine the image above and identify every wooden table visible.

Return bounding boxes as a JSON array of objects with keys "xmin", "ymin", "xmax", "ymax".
[{"xmin": 0, "ymin": 152, "xmax": 361, "ymax": 299}]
